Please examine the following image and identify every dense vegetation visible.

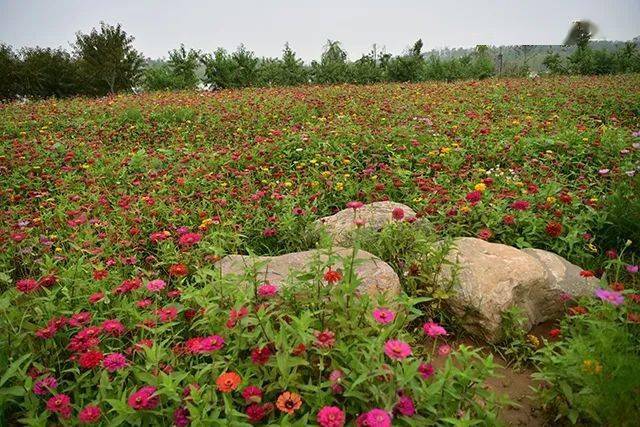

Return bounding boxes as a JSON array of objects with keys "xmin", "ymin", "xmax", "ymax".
[
  {"xmin": 2, "ymin": 22, "xmax": 640, "ymax": 101},
  {"xmin": 1, "ymin": 74, "xmax": 639, "ymax": 425}
]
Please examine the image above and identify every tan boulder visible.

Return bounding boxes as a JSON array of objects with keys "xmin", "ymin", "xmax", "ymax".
[
  {"xmin": 215, "ymin": 247, "xmax": 401, "ymax": 298},
  {"xmin": 438, "ymin": 238, "xmax": 598, "ymax": 342},
  {"xmin": 316, "ymin": 201, "xmax": 418, "ymax": 245}
]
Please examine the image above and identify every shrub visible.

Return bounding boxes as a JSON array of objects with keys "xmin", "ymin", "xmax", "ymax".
[{"xmin": 534, "ymin": 292, "xmax": 640, "ymax": 424}]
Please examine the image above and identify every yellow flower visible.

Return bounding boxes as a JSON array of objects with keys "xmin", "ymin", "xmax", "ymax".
[
  {"xmin": 342, "ymin": 159, "xmax": 351, "ymax": 165},
  {"xmin": 526, "ymin": 334, "xmax": 540, "ymax": 348},
  {"xmin": 474, "ymin": 183, "xmax": 486, "ymax": 192},
  {"xmin": 284, "ymin": 181, "xmax": 293, "ymax": 188},
  {"xmin": 546, "ymin": 196, "xmax": 556, "ymax": 204},
  {"xmin": 460, "ymin": 206, "xmax": 470, "ymax": 213}
]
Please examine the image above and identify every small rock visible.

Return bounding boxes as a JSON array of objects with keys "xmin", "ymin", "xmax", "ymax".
[
  {"xmin": 215, "ymin": 247, "xmax": 401, "ymax": 298},
  {"xmin": 316, "ymin": 201, "xmax": 418, "ymax": 245}
]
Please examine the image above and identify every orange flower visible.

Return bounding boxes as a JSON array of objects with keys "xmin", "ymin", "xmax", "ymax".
[
  {"xmin": 276, "ymin": 391, "xmax": 302, "ymax": 414},
  {"xmin": 216, "ymin": 372, "xmax": 241, "ymax": 393}
]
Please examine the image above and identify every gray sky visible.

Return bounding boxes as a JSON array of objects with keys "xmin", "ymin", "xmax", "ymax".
[{"xmin": 1, "ymin": 0, "xmax": 639, "ymax": 61}]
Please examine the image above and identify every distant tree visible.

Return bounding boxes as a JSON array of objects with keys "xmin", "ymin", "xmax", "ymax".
[
  {"xmin": 19, "ymin": 47, "xmax": 81, "ymax": 98},
  {"xmin": 0, "ymin": 44, "xmax": 22, "ymax": 100},
  {"xmin": 311, "ymin": 40, "xmax": 350, "ymax": 84},
  {"xmin": 278, "ymin": 43, "xmax": 308, "ymax": 86},
  {"xmin": 350, "ymin": 51, "xmax": 384, "ymax": 84},
  {"xmin": 542, "ymin": 52, "xmax": 566, "ymax": 74},
  {"xmin": 167, "ymin": 44, "xmax": 200, "ymax": 89},
  {"xmin": 201, "ymin": 45, "xmax": 259, "ymax": 89},
  {"xmin": 385, "ymin": 39, "xmax": 425, "ymax": 82},
  {"xmin": 74, "ymin": 22, "xmax": 144, "ymax": 95},
  {"xmin": 472, "ymin": 44, "xmax": 495, "ymax": 79}
]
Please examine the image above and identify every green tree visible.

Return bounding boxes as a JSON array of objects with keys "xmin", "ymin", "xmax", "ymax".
[
  {"xmin": 19, "ymin": 47, "xmax": 81, "ymax": 98},
  {"xmin": 167, "ymin": 44, "xmax": 200, "ymax": 89},
  {"xmin": 311, "ymin": 40, "xmax": 350, "ymax": 84},
  {"xmin": 472, "ymin": 44, "xmax": 495, "ymax": 79},
  {"xmin": 278, "ymin": 43, "xmax": 308, "ymax": 86},
  {"xmin": 201, "ymin": 45, "xmax": 259, "ymax": 89},
  {"xmin": 74, "ymin": 22, "xmax": 144, "ymax": 95},
  {"xmin": 0, "ymin": 44, "xmax": 22, "ymax": 100},
  {"xmin": 542, "ymin": 52, "xmax": 566, "ymax": 74},
  {"xmin": 385, "ymin": 39, "xmax": 425, "ymax": 82}
]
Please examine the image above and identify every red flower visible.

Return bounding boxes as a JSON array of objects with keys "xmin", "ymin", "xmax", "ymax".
[
  {"xmin": 169, "ymin": 263, "xmax": 188, "ymax": 277},
  {"xmin": 323, "ymin": 268, "xmax": 342, "ymax": 284},
  {"xmin": 549, "ymin": 328, "xmax": 561, "ymax": 339},
  {"xmin": 314, "ymin": 329, "xmax": 336, "ymax": 349},
  {"xmin": 579, "ymin": 270, "xmax": 594, "ymax": 278},
  {"xmin": 510, "ymin": 200, "xmax": 530, "ymax": 211},
  {"xmin": 476, "ymin": 228, "xmax": 492, "ymax": 241},
  {"xmin": 16, "ymin": 278, "xmax": 39, "ymax": 293},
  {"xmin": 465, "ymin": 191, "xmax": 482, "ymax": 203},
  {"xmin": 178, "ymin": 232, "xmax": 201, "ymax": 247},
  {"xmin": 78, "ymin": 350, "xmax": 104, "ymax": 369},
  {"xmin": 242, "ymin": 385, "xmax": 263, "ymax": 403},
  {"xmin": 545, "ymin": 221, "xmax": 563, "ymax": 237},
  {"xmin": 251, "ymin": 346, "xmax": 272, "ymax": 365},
  {"xmin": 391, "ymin": 207, "xmax": 405, "ymax": 220}
]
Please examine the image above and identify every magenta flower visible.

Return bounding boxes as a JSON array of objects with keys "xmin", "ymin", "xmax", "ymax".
[
  {"xmin": 33, "ymin": 376, "xmax": 57, "ymax": 395},
  {"xmin": 394, "ymin": 395, "xmax": 416, "ymax": 417},
  {"xmin": 128, "ymin": 386, "xmax": 159, "ymax": 410},
  {"xmin": 360, "ymin": 408, "xmax": 392, "ymax": 427},
  {"xmin": 418, "ymin": 362, "xmax": 435, "ymax": 379},
  {"xmin": 178, "ymin": 232, "xmax": 201, "ymax": 247},
  {"xmin": 626, "ymin": 264, "xmax": 638, "ymax": 274},
  {"xmin": 438, "ymin": 344, "xmax": 452, "ymax": 357},
  {"xmin": 317, "ymin": 406, "xmax": 346, "ymax": 427},
  {"xmin": 257, "ymin": 283, "xmax": 278, "ymax": 297},
  {"xmin": 423, "ymin": 321, "xmax": 447, "ymax": 337},
  {"xmin": 372, "ymin": 308, "xmax": 395, "ymax": 325},
  {"xmin": 146, "ymin": 279, "xmax": 166, "ymax": 292},
  {"xmin": 595, "ymin": 288, "xmax": 624, "ymax": 306},
  {"xmin": 384, "ymin": 339, "xmax": 412, "ymax": 360},
  {"xmin": 103, "ymin": 353, "xmax": 128, "ymax": 372},
  {"xmin": 78, "ymin": 405, "xmax": 101, "ymax": 424},
  {"xmin": 346, "ymin": 201, "xmax": 364, "ymax": 210}
]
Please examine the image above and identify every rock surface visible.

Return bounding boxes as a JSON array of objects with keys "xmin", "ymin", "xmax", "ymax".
[
  {"xmin": 215, "ymin": 248, "xmax": 401, "ymax": 298},
  {"xmin": 316, "ymin": 201, "xmax": 418, "ymax": 245},
  {"xmin": 438, "ymin": 238, "xmax": 598, "ymax": 342}
]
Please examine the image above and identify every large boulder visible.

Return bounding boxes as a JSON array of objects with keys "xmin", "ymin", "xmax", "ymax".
[
  {"xmin": 438, "ymin": 238, "xmax": 598, "ymax": 342},
  {"xmin": 316, "ymin": 201, "xmax": 418, "ymax": 245},
  {"xmin": 215, "ymin": 248, "xmax": 401, "ymax": 298}
]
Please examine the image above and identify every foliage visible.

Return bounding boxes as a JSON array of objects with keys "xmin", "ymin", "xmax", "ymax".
[
  {"xmin": 534, "ymin": 295, "xmax": 640, "ymax": 425},
  {"xmin": 19, "ymin": 47, "xmax": 81, "ymax": 99},
  {"xmin": 311, "ymin": 41, "xmax": 351, "ymax": 84},
  {"xmin": 0, "ymin": 44, "xmax": 23, "ymax": 100},
  {"xmin": 201, "ymin": 45, "xmax": 259, "ymax": 89},
  {"xmin": 0, "ymin": 247, "xmax": 505, "ymax": 425},
  {"xmin": 74, "ymin": 22, "xmax": 144, "ymax": 95}
]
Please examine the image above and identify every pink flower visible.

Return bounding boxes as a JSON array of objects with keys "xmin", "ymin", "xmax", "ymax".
[
  {"xmin": 242, "ymin": 385, "xmax": 263, "ymax": 403},
  {"xmin": 185, "ymin": 335, "xmax": 225, "ymax": 353},
  {"xmin": 128, "ymin": 386, "xmax": 159, "ymax": 410},
  {"xmin": 16, "ymin": 278, "xmax": 39, "ymax": 293},
  {"xmin": 423, "ymin": 321, "xmax": 447, "ymax": 337},
  {"xmin": 88, "ymin": 292, "xmax": 104, "ymax": 304},
  {"xmin": 626, "ymin": 265, "xmax": 639, "ymax": 274},
  {"xmin": 69, "ymin": 311, "xmax": 92, "ymax": 327},
  {"xmin": 418, "ymin": 362, "xmax": 435, "ymax": 379},
  {"xmin": 101, "ymin": 319, "xmax": 125, "ymax": 336},
  {"xmin": 359, "ymin": 408, "xmax": 392, "ymax": 427},
  {"xmin": 146, "ymin": 279, "xmax": 166, "ymax": 292},
  {"xmin": 595, "ymin": 288, "xmax": 624, "ymax": 306},
  {"xmin": 33, "ymin": 376, "xmax": 57, "ymax": 395},
  {"xmin": 178, "ymin": 232, "xmax": 201, "ymax": 247},
  {"xmin": 103, "ymin": 353, "xmax": 128, "ymax": 372},
  {"xmin": 372, "ymin": 308, "xmax": 395, "ymax": 325},
  {"xmin": 394, "ymin": 395, "xmax": 416, "ymax": 417},
  {"xmin": 384, "ymin": 339, "xmax": 412, "ymax": 360},
  {"xmin": 173, "ymin": 406, "xmax": 190, "ymax": 427},
  {"xmin": 438, "ymin": 344, "xmax": 452, "ymax": 357},
  {"xmin": 317, "ymin": 406, "xmax": 346, "ymax": 427},
  {"xmin": 346, "ymin": 201, "xmax": 364, "ymax": 209},
  {"xmin": 391, "ymin": 208, "xmax": 405, "ymax": 220},
  {"xmin": 46, "ymin": 393, "xmax": 71, "ymax": 414},
  {"xmin": 510, "ymin": 200, "xmax": 530, "ymax": 211},
  {"xmin": 78, "ymin": 405, "xmax": 101, "ymax": 424},
  {"xmin": 257, "ymin": 283, "xmax": 278, "ymax": 297},
  {"xmin": 329, "ymin": 369, "xmax": 344, "ymax": 394}
]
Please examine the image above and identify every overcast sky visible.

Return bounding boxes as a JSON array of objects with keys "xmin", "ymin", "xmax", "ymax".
[{"xmin": 1, "ymin": 0, "xmax": 639, "ymax": 61}]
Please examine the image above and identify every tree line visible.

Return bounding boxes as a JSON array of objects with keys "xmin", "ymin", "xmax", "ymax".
[{"xmin": 1, "ymin": 22, "xmax": 639, "ymax": 100}]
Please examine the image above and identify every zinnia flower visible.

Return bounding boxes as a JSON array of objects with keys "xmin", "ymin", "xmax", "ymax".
[
  {"xmin": 384, "ymin": 339, "xmax": 412, "ymax": 360},
  {"xmin": 128, "ymin": 386, "xmax": 159, "ymax": 410},
  {"xmin": 78, "ymin": 350, "xmax": 104, "ymax": 369},
  {"xmin": 394, "ymin": 395, "xmax": 416, "ymax": 417},
  {"xmin": 391, "ymin": 207, "xmax": 404, "ymax": 220},
  {"xmin": 46, "ymin": 393, "xmax": 72, "ymax": 418},
  {"xmin": 314, "ymin": 329, "xmax": 336, "ymax": 349},
  {"xmin": 178, "ymin": 232, "xmax": 201, "ymax": 247},
  {"xmin": 438, "ymin": 344, "xmax": 452, "ymax": 357},
  {"xmin": 33, "ymin": 376, "xmax": 57, "ymax": 395},
  {"xmin": 545, "ymin": 221, "xmax": 563, "ymax": 238},
  {"xmin": 251, "ymin": 346, "xmax": 272, "ymax": 365},
  {"xmin": 257, "ymin": 283, "xmax": 278, "ymax": 297},
  {"xmin": 423, "ymin": 321, "xmax": 447, "ymax": 337},
  {"xmin": 103, "ymin": 353, "xmax": 128, "ymax": 372},
  {"xmin": 372, "ymin": 308, "xmax": 395, "ymax": 325},
  {"xmin": 216, "ymin": 372, "xmax": 241, "ymax": 393},
  {"xmin": 78, "ymin": 405, "xmax": 101, "ymax": 424},
  {"xmin": 346, "ymin": 201, "xmax": 364, "ymax": 209},
  {"xmin": 359, "ymin": 408, "xmax": 392, "ymax": 427},
  {"xmin": 323, "ymin": 268, "xmax": 343, "ymax": 284},
  {"xmin": 418, "ymin": 362, "xmax": 435, "ymax": 379},
  {"xmin": 16, "ymin": 278, "xmax": 39, "ymax": 293},
  {"xmin": 317, "ymin": 406, "xmax": 345, "ymax": 427},
  {"xmin": 595, "ymin": 288, "xmax": 624, "ymax": 306},
  {"xmin": 276, "ymin": 391, "xmax": 302, "ymax": 415},
  {"xmin": 146, "ymin": 279, "xmax": 166, "ymax": 292},
  {"xmin": 242, "ymin": 385, "xmax": 263, "ymax": 403},
  {"xmin": 173, "ymin": 406, "xmax": 190, "ymax": 427}
]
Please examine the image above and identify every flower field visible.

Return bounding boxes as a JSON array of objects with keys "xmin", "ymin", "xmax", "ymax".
[{"xmin": 1, "ymin": 74, "xmax": 639, "ymax": 425}]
